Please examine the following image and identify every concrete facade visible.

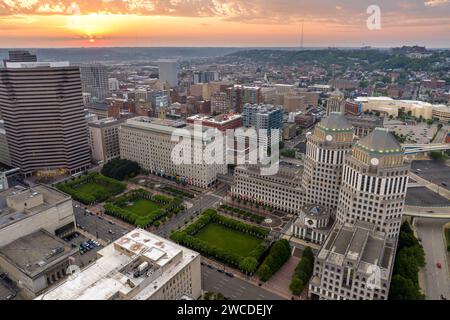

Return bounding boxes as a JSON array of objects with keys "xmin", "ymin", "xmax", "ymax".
[
  {"xmin": 119, "ymin": 117, "xmax": 227, "ymax": 188},
  {"xmin": 37, "ymin": 229, "xmax": 202, "ymax": 300},
  {"xmin": 88, "ymin": 118, "xmax": 122, "ymax": 163}
]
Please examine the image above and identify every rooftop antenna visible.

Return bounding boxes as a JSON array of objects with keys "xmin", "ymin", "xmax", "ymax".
[{"xmin": 300, "ymin": 22, "xmax": 304, "ymax": 50}]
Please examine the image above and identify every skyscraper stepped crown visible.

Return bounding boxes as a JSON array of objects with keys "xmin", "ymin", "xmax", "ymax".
[
  {"xmin": 353, "ymin": 128, "xmax": 404, "ymax": 167},
  {"xmin": 314, "ymin": 112, "xmax": 353, "ymax": 143},
  {"xmin": 302, "ymin": 112, "xmax": 355, "ymax": 209}
]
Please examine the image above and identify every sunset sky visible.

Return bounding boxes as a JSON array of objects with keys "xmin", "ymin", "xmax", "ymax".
[{"xmin": 1, "ymin": 0, "xmax": 450, "ymax": 48}]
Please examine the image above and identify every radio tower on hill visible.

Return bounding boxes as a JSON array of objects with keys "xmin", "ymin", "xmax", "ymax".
[{"xmin": 300, "ymin": 22, "xmax": 304, "ymax": 50}]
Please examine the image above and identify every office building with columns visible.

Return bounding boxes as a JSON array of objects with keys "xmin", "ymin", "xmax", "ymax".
[
  {"xmin": 302, "ymin": 113, "xmax": 355, "ymax": 209},
  {"xmin": 309, "ymin": 128, "xmax": 409, "ymax": 300},
  {"xmin": 335, "ymin": 128, "xmax": 409, "ymax": 239}
]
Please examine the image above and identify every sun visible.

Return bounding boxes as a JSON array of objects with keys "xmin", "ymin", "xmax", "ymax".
[{"xmin": 66, "ymin": 13, "xmax": 111, "ymax": 43}]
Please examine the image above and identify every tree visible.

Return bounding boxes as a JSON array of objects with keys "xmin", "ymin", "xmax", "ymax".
[
  {"xmin": 359, "ymin": 80, "xmax": 369, "ymax": 89},
  {"xmin": 430, "ymin": 151, "xmax": 445, "ymax": 161},
  {"xmin": 289, "ymin": 246, "xmax": 314, "ymax": 295},
  {"xmin": 256, "ymin": 264, "xmax": 272, "ymax": 281},
  {"xmin": 239, "ymin": 257, "xmax": 259, "ymax": 274},
  {"xmin": 257, "ymin": 239, "xmax": 291, "ymax": 282},
  {"xmin": 101, "ymin": 158, "xmax": 141, "ymax": 181},
  {"xmin": 289, "ymin": 277, "xmax": 304, "ymax": 295},
  {"xmin": 389, "ymin": 275, "xmax": 425, "ymax": 300}
]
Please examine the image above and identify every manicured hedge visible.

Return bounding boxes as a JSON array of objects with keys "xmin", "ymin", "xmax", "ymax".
[
  {"xmin": 219, "ymin": 205, "xmax": 265, "ymax": 224},
  {"xmin": 171, "ymin": 209, "xmax": 269, "ymax": 274},
  {"xmin": 163, "ymin": 186, "xmax": 195, "ymax": 199},
  {"xmin": 256, "ymin": 239, "xmax": 291, "ymax": 282},
  {"xmin": 104, "ymin": 189, "xmax": 183, "ymax": 228},
  {"xmin": 289, "ymin": 247, "xmax": 315, "ymax": 295},
  {"xmin": 57, "ymin": 172, "xmax": 126, "ymax": 204}
]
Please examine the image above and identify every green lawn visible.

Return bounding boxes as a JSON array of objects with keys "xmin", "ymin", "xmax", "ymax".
[
  {"xmin": 194, "ymin": 223, "xmax": 262, "ymax": 257},
  {"xmin": 126, "ymin": 199, "xmax": 162, "ymax": 217},
  {"xmin": 75, "ymin": 182, "xmax": 109, "ymax": 194}
]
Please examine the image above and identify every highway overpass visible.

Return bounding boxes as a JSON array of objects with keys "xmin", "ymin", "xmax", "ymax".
[
  {"xmin": 403, "ymin": 143, "xmax": 450, "ymax": 155},
  {"xmin": 404, "ymin": 206, "xmax": 450, "ymax": 219}
]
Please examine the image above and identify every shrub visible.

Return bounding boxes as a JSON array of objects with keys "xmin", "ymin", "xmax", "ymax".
[
  {"xmin": 170, "ymin": 209, "xmax": 269, "ymax": 271},
  {"xmin": 101, "ymin": 158, "xmax": 141, "ymax": 181},
  {"xmin": 289, "ymin": 247, "xmax": 315, "ymax": 295},
  {"xmin": 104, "ymin": 189, "xmax": 182, "ymax": 228},
  {"xmin": 56, "ymin": 173, "xmax": 126, "ymax": 204},
  {"xmin": 257, "ymin": 239, "xmax": 291, "ymax": 282}
]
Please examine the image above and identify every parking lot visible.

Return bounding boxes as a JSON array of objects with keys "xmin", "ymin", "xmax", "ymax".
[
  {"xmin": 406, "ymin": 187, "xmax": 450, "ymax": 207},
  {"xmin": 411, "ymin": 160, "xmax": 450, "ymax": 191},
  {"xmin": 0, "ymin": 281, "xmax": 16, "ymax": 300},
  {"xmin": 385, "ymin": 122, "xmax": 439, "ymax": 144},
  {"xmin": 74, "ymin": 207, "xmax": 131, "ymax": 244},
  {"xmin": 60, "ymin": 232, "xmax": 103, "ymax": 268}
]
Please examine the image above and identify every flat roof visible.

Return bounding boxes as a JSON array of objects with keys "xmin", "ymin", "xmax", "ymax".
[
  {"xmin": 318, "ymin": 221, "xmax": 392, "ymax": 274},
  {"xmin": 187, "ymin": 114, "xmax": 242, "ymax": 124},
  {"xmin": 5, "ymin": 61, "xmax": 70, "ymax": 68},
  {"xmin": 0, "ymin": 185, "xmax": 71, "ymax": 230},
  {"xmin": 89, "ymin": 117, "xmax": 122, "ymax": 128},
  {"xmin": 122, "ymin": 116, "xmax": 213, "ymax": 139},
  {"xmin": 37, "ymin": 229, "xmax": 199, "ymax": 300},
  {"xmin": 0, "ymin": 229, "xmax": 75, "ymax": 278}
]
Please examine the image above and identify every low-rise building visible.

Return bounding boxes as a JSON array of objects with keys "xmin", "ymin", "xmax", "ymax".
[
  {"xmin": 186, "ymin": 114, "xmax": 243, "ymax": 132},
  {"xmin": 291, "ymin": 205, "xmax": 333, "ymax": 245},
  {"xmin": 354, "ymin": 97, "xmax": 447, "ymax": 120},
  {"xmin": 309, "ymin": 221, "xmax": 395, "ymax": 300},
  {"xmin": 36, "ymin": 229, "xmax": 201, "ymax": 300},
  {"xmin": 0, "ymin": 229, "xmax": 77, "ymax": 299},
  {"xmin": 0, "ymin": 185, "xmax": 75, "ymax": 247},
  {"xmin": 432, "ymin": 105, "xmax": 450, "ymax": 123},
  {"xmin": 346, "ymin": 115, "xmax": 383, "ymax": 138},
  {"xmin": 231, "ymin": 165, "xmax": 305, "ymax": 214}
]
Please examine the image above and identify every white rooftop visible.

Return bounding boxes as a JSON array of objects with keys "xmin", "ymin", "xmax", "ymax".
[{"xmin": 5, "ymin": 61, "xmax": 70, "ymax": 68}]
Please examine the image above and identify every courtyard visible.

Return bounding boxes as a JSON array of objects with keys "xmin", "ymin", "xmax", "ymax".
[
  {"xmin": 104, "ymin": 190, "xmax": 182, "ymax": 228},
  {"xmin": 194, "ymin": 222, "xmax": 263, "ymax": 257},
  {"xmin": 56, "ymin": 173, "xmax": 126, "ymax": 204}
]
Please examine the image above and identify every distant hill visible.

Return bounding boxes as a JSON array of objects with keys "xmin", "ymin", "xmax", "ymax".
[{"xmin": 0, "ymin": 47, "xmax": 302, "ymax": 63}]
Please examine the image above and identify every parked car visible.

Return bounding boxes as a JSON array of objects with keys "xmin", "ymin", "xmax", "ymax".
[
  {"xmin": 217, "ymin": 269, "xmax": 225, "ymax": 273},
  {"xmin": 5, "ymin": 293, "xmax": 16, "ymax": 300},
  {"xmin": 437, "ymin": 262, "xmax": 442, "ymax": 269},
  {"xmin": 225, "ymin": 272, "xmax": 234, "ymax": 278}
]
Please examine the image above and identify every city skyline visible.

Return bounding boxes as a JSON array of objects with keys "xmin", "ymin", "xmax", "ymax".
[{"xmin": 1, "ymin": 0, "xmax": 450, "ymax": 48}]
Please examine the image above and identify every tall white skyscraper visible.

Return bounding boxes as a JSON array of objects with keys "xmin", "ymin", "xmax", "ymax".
[{"xmin": 158, "ymin": 59, "xmax": 178, "ymax": 88}]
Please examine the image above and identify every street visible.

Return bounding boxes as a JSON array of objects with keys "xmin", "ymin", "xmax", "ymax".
[
  {"xmin": 411, "ymin": 160, "xmax": 450, "ymax": 192},
  {"xmin": 74, "ymin": 206, "xmax": 131, "ymax": 243},
  {"xmin": 415, "ymin": 218, "xmax": 450, "ymax": 300},
  {"xmin": 201, "ymin": 265, "xmax": 285, "ymax": 300}
]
